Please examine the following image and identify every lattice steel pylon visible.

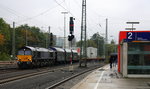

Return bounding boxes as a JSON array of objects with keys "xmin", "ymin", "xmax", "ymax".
[{"xmin": 79, "ymin": 0, "xmax": 87, "ymax": 67}]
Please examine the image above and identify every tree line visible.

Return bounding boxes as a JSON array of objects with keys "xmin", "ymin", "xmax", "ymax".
[{"xmin": 0, "ymin": 18, "xmax": 50, "ymax": 61}]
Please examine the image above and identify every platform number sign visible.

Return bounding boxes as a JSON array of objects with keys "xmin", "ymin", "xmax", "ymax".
[
  {"xmin": 126, "ymin": 32, "xmax": 150, "ymax": 42},
  {"xmin": 127, "ymin": 32, "xmax": 133, "ymax": 39},
  {"xmin": 126, "ymin": 32, "xmax": 135, "ymax": 41}
]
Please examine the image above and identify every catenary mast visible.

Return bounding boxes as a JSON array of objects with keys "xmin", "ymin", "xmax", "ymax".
[{"xmin": 79, "ymin": 0, "xmax": 87, "ymax": 67}]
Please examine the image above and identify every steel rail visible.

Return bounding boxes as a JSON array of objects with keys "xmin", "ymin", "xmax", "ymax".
[
  {"xmin": 45, "ymin": 65, "xmax": 103, "ymax": 89},
  {"xmin": 0, "ymin": 65, "xmax": 78, "ymax": 84}
]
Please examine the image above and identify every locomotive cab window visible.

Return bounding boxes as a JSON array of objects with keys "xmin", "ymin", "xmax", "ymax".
[
  {"xmin": 25, "ymin": 50, "xmax": 32, "ymax": 55},
  {"xmin": 18, "ymin": 49, "xmax": 31, "ymax": 55},
  {"xmin": 18, "ymin": 50, "xmax": 24, "ymax": 55}
]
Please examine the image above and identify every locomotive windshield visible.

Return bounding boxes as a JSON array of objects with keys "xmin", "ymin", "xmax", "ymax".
[
  {"xmin": 18, "ymin": 49, "xmax": 31, "ymax": 55},
  {"xmin": 18, "ymin": 50, "xmax": 24, "ymax": 55},
  {"xmin": 25, "ymin": 50, "xmax": 31, "ymax": 55}
]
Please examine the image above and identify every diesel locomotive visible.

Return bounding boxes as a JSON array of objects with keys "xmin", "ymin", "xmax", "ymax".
[{"xmin": 17, "ymin": 46, "xmax": 78, "ymax": 68}]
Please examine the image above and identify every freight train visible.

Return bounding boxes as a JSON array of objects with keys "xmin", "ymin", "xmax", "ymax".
[{"xmin": 17, "ymin": 46, "xmax": 78, "ymax": 68}]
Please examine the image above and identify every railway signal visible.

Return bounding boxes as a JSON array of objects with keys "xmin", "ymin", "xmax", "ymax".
[
  {"xmin": 68, "ymin": 17, "xmax": 75, "ymax": 41},
  {"xmin": 69, "ymin": 17, "xmax": 75, "ymax": 34},
  {"xmin": 50, "ymin": 33, "xmax": 53, "ymax": 46},
  {"xmin": 68, "ymin": 34, "xmax": 74, "ymax": 41},
  {"xmin": 68, "ymin": 17, "xmax": 75, "ymax": 71}
]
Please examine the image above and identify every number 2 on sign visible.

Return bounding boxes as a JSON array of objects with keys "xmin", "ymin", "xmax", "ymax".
[{"xmin": 128, "ymin": 32, "xmax": 132, "ymax": 39}]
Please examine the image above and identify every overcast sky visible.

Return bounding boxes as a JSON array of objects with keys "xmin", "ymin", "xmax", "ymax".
[{"xmin": 0, "ymin": 0, "xmax": 150, "ymax": 43}]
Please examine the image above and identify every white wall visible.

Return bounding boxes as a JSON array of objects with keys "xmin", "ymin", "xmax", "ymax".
[{"xmin": 87, "ymin": 47, "xmax": 97, "ymax": 58}]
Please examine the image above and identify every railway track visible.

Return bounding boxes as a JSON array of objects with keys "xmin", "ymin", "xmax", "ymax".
[
  {"xmin": 45, "ymin": 64, "xmax": 104, "ymax": 89},
  {"xmin": 0, "ymin": 61, "xmax": 18, "ymax": 74},
  {"xmin": 0, "ymin": 62, "xmax": 105, "ymax": 89},
  {"xmin": 0, "ymin": 67, "xmax": 17, "ymax": 70},
  {"xmin": 0, "ymin": 61, "xmax": 16, "ymax": 64},
  {"xmin": 0, "ymin": 61, "xmax": 17, "ymax": 71},
  {"xmin": 0, "ymin": 64, "xmax": 79, "ymax": 85}
]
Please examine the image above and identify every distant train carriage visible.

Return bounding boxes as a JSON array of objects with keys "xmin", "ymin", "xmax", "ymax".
[
  {"xmin": 65, "ymin": 49, "xmax": 72, "ymax": 62},
  {"xmin": 72, "ymin": 49, "xmax": 78, "ymax": 62},
  {"xmin": 49, "ymin": 47, "xmax": 66, "ymax": 63},
  {"xmin": 17, "ymin": 46, "xmax": 55, "ymax": 68}
]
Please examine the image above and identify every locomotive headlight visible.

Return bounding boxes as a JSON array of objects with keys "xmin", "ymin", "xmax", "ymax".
[
  {"xmin": 18, "ymin": 59, "xmax": 21, "ymax": 61},
  {"xmin": 28, "ymin": 59, "xmax": 32, "ymax": 61}
]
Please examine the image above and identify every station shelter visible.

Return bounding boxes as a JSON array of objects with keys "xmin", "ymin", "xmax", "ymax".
[{"xmin": 118, "ymin": 31, "xmax": 150, "ymax": 77}]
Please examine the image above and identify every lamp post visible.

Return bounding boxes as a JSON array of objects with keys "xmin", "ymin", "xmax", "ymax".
[{"xmin": 61, "ymin": 12, "xmax": 68, "ymax": 49}]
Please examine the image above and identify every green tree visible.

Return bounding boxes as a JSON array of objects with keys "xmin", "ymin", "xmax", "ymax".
[
  {"xmin": 106, "ymin": 39, "xmax": 117, "ymax": 56},
  {"xmin": 76, "ymin": 39, "xmax": 97, "ymax": 47},
  {"xmin": 87, "ymin": 39, "xmax": 97, "ymax": 47},
  {"xmin": 0, "ymin": 18, "xmax": 54, "ymax": 60},
  {"xmin": 15, "ymin": 24, "xmax": 47, "ymax": 48},
  {"xmin": 0, "ymin": 18, "xmax": 11, "ymax": 60},
  {"xmin": 0, "ymin": 18, "xmax": 11, "ymax": 54},
  {"xmin": 76, "ymin": 32, "xmax": 105, "ymax": 57},
  {"xmin": 0, "ymin": 34, "xmax": 5, "ymax": 45},
  {"xmin": 90, "ymin": 32, "xmax": 105, "ymax": 57}
]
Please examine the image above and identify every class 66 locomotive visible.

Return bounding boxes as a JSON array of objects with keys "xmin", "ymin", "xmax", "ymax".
[{"xmin": 17, "ymin": 46, "xmax": 78, "ymax": 69}]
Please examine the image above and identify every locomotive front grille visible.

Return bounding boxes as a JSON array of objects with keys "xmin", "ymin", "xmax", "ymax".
[{"xmin": 17, "ymin": 55, "xmax": 32, "ymax": 62}]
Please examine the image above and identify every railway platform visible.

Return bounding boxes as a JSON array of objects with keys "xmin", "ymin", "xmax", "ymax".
[{"xmin": 71, "ymin": 64, "xmax": 150, "ymax": 89}]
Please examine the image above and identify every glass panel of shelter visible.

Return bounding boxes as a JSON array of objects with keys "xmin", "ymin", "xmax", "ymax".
[{"xmin": 127, "ymin": 42, "xmax": 150, "ymax": 74}]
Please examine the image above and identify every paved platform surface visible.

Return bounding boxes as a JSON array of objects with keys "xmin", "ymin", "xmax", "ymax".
[{"xmin": 71, "ymin": 65, "xmax": 150, "ymax": 89}]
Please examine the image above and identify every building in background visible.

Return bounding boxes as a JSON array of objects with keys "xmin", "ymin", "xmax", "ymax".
[
  {"xmin": 55, "ymin": 37, "xmax": 64, "ymax": 48},
  {"xmin": 55, "ymin": 36, "xmax": 76, "ymax": 49},
  {"xmin": 52, "ymin": 35, "xmax": 56, "ymax": 46}
]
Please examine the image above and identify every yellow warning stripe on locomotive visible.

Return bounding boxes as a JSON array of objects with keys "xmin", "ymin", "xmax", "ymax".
[{"xmin": 17, "ymin": 55, "xmax": 32, "ymax": 62}]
